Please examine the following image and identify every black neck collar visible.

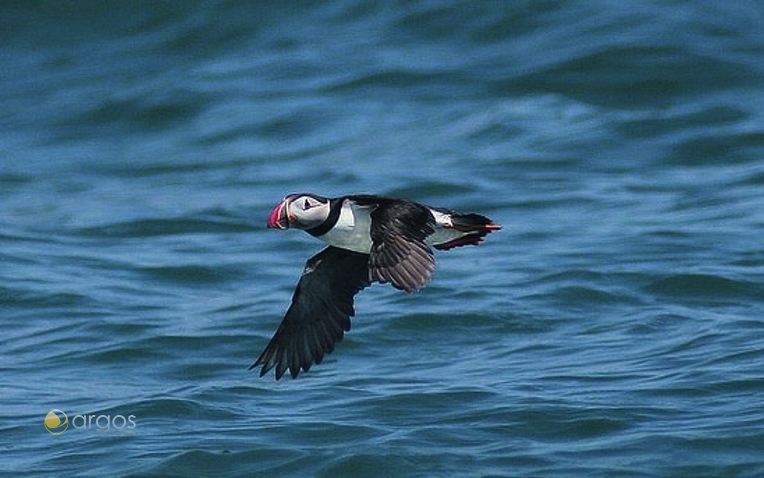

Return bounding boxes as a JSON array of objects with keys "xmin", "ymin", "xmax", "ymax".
[{"xmin": 306, "ymin": 198, "xmax": 343, "ymax": 237}]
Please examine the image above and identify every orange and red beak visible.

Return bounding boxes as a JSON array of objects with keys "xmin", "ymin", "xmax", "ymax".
[{"xmin": 267, "ymin": 198, "xmax": 296, "ymax": 229}]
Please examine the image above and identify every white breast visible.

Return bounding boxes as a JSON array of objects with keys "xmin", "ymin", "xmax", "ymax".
[
  {"xmin": 318, "ymin": 200, "xmax": 374, "ymax": 253},
  {"xmin": 318, "ymin": 202, "xmax": 466, "ymax": 253}
]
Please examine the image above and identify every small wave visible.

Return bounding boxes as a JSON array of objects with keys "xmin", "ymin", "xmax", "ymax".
[
  {"xmin": 644, "ymin": 273, "xmax": 760, "ymax": 299},
  {"xmin": 76, "ymin": 214, "xmax": 257, "ymax": 238}
]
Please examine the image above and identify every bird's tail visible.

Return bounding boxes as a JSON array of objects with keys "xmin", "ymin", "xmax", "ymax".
[
  {"xmin": 433, "ymin": 212, "xmax": 501, "ymax": 250},
  {"xmin": 451, "ymin": 213, "xmax": 502, "ymax": 233}
]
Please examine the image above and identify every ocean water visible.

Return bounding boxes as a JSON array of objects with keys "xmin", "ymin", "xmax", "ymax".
[{"xmin": 3, "ymin": 1, "xmax": 764, "ymax": 476}]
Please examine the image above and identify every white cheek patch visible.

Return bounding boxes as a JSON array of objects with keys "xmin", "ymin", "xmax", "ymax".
[{"xmin": 290, "ymin": 201, "xmax": 330, "ymax": 228}]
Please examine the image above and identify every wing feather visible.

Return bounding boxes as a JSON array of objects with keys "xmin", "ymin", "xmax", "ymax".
[
  {"xmin": 251, "ymin": 246, "xmax": 370, "ymax": 379},
  {"xmin": 367, "ymin": 200, "xmax": 436, "ymax": 293}
]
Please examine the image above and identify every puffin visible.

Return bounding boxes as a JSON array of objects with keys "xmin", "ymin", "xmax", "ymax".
[{"xmin": 252, "ymin": 193, "xmax": 501, "ymax": 379}]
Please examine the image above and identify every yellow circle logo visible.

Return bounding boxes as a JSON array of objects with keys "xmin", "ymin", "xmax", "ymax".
[{"xmin": 44, "ymin": 409, "xmax": 69, "ymax": 435}]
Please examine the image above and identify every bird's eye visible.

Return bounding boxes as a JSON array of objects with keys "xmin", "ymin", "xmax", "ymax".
[{"xmin": 303, "ymin": 199, "xmax": 311, "ymax": 210}]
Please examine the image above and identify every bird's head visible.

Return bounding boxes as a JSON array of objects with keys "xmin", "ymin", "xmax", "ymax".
[{"xmin": 267, "ymin": 193, "xmax": 331, "ymax": 230}]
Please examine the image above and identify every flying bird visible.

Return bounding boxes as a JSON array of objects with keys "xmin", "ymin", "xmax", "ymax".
[{"xmin": 251, "ymin": 193, "xmax": 501, "ymax": 379}]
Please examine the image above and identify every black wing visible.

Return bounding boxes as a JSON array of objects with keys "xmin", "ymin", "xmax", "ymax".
[
  {"xmin": 251, "ymin": 246, "xmax": 370, "ymax": 379},
  {"xmin": 367, "ymin": 199, "xmax": 436, "ymax": 293}
]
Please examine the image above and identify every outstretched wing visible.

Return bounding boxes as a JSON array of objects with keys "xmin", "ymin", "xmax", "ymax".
[
  {"xmin": 252, "ymin": 246, "xmax": 370, "ymax": 379},
  {"xmin": 367, "ymin": 199, "xmax": 436, "ymax": 293}
]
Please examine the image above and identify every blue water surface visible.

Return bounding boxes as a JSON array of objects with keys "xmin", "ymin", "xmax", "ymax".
[{"xmin": 2, "ymin": 1, "xmax": 764, "ymax": 476}]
